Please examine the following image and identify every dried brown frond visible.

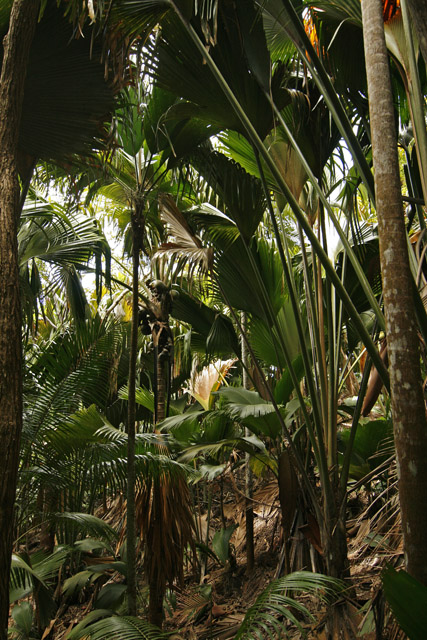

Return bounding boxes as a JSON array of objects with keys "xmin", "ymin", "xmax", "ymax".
[{"xmin": 136, "ymin": 472, "xmax": 197, "ymax": 591}]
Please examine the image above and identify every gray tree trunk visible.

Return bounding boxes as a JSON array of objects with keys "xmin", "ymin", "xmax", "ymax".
[
  {"xmin": 361, "ymin": 0, "xmax": 427, "ymax": 585},
  {"xmin": 0, "ymin": 2, "xmax": 39, "ymax": 636}
]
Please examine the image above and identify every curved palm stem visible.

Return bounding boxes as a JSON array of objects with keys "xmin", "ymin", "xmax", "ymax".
[
  {"xmin": 259, "ymin": 0, "xmax": 376, "ymax": 203},
  {"xmin": 267, "ymin": 95, "xmax": 385, "ymax": 331},
  {"xmin": 214, "ymin": 276, "xmax": 322, "ymax": 518},
  {"xmin": 400, "ymin": 0, "xmax": 427, "ymax": 220},
  {"xmin": 253, "ymin": 149, "xmax": 331, "ymax": 495},
  {"xmin": 168, "ymin": 0, "xmax": 390, "ymax": 390}
]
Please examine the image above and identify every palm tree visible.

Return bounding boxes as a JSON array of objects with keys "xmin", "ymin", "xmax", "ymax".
[
  {"xmin": 93, "ymin": 72, "xmax": 219, "ymax": 618},
  {"xmin": 19, "ymin": 190, "xmax": 111, "ymax": 333},
  {"xmin": 361, "ymin": 0, "xmax": 427, "ymax": 586}
]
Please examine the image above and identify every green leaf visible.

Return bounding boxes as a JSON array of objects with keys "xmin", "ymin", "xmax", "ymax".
[
  {"xmin": 53, "ymin": 513, "xmax": 117, "ymax": 543},
  {"xmin": 119, "ymin": 385, "xmax": 155, "ymax": 414},
  {"xmin": 198, "ymin": 463, "xmax": 227, "ymax": 481},
  {"xmin": 63, "ymin": 570, "xmax": 98, "ymax": 599},
  {"xmin": 20, "ymin": 5, "xmax": 116, "ymax": 161},
  {"xmin": 338, "ymin": 418, "xmax": 393, "ymax": 480},
  {"xmin": 11, "ymin": 602, "xmax": 33, "ymax": 636},
  {"xmin": 158, "ymin": 410, "xmax": 206, "ymax": 441},
  {"xmin": 215, "ymin": 387, "xmax": 269, "ymax": 409},
  {"xmin": 67, "ymin": 613, "xmax": 167, "ymax": 640},
  {"xmin": 274, "ymin": 355, "xmax": 305, "ymax": 405},
  {"xmin": 382, "ymin": 565, "xmax": 427, "ymax": 640},
  {"xmin": 67, "ymin": 610, "xmax": 117, "ymax": 640},
  {"xmin": 95, "ymin": 584, "xmax": 127, "ymax": 610},
  {"xmin": 212, "ymin": 525, "xmax": 238, "ymax": 565},
  {"xmin": 215, "ymin": 387, "xmax": 282, "ymax": 439},
  {"xmin": 235, "ymin": 571, "xmax": 343, "ymax": 639}
]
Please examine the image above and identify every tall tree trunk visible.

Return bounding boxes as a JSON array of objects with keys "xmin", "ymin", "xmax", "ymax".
[
  {"xmin": 148, "ymin": 478, "xmax": 165, "ymax": 629},
  {"xmin": 0, "ymin": 2, "xmax": 39, "ymax": 636},
  {"xmin": 361, "ymin": 0, "xmax": 427, "ymax": 585},
  {"xmin": 148, "ymin": 352, "xmax": 166, "ymax": 628},
  {"xmin": 241, "ymin": 313, "xmax": 254, "ymax": 573},
  {"xmin": 126, "ymin": 208, "xmax": 144, "ymax": 615}
]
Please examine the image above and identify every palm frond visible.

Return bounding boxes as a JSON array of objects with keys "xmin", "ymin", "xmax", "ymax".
[
  {"xmin": 53, "ymin": 513, "xmax": 117, "ymax": 544},
  {"xmin": 18, "ymin": 4, "xmax": 116, "ymax": 161},
  {"xmin": 235, "ymin": 571, "xmax": 343, "ymax": 639},
  {"xmin": 67, "ymin": 613, "xmax": 167, "ymax": 640},
  {"xmin": 190, "ymin": 149, "xmax": 266, "ymax": 241},
  {"xmin": 10, "ymin": 547, "xmax": 71, "ymax": 604}
]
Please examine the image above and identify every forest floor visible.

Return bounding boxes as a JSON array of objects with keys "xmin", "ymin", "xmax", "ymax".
[
  {"xmin": 26, "ymin": 470, "xmax": 404, "ymax": 640},
  {"xmin": 159, "ymin": 472, "xmax": 404, "ymax": 639}
]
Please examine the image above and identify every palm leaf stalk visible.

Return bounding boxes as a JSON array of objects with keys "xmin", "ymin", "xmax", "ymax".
[
  {"xmin": 258, "ymin": 0, "xmax": 376, "ymax": 203},
  {"xmin": 155, "ymin": 197, "xmax": 320, "ymax": 508},
  {"xmin": 156, "ymin": 163, "xmax": 363, "ymax": 572},
  {"xmin": 213, "ymin": 276, "xmax": 321, "ymax": 516},
  {"xmin": 166, "ymin": 0, "xmax": 390, "ymax": 389},
  {"xmin": 145, "ymin": 0, "xmax": 385, "ymax": 594},
  {"xmin": 339, "ymin": 355, "xmax": 374, "ymax": 497},
  {"xmin": 256, "ymin": 0, "xmax": 375, "ymax": 202},
  {"xmin": 253, "ymin": 147, "xmax": 352, "ymax": 582},
  {"xmin": 406, "ymin": 0, "xmax": 427, "ymax": 64},
  {"xmin": 266, "ymin": 95, "xmax": 385, "ymax": 330},
  {"xmin": 133, "ymin": 2, "xmax": 389, "ymax": 597},
  {"xmin": 398, "ymin": 0, "xmax": 427, "ymax": 217},
  {"xmin": 253, "ymin": 150, "xmax": 329, "ymax": 470},
  {"xmin": 302, "ymin": 0, "xmax": 427, "ymax": 342}
]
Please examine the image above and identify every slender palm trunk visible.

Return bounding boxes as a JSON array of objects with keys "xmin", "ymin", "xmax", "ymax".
[
  {"xmin": 361, "ymin": 0, "xmax": 427, "ymax": 585},
  {"xmin": 149, "ymin": 353, "xmax": 166, "ymax": 627},
  {"xmin": 148, "ymin": 479, "xmax": 165, "ymax": 629},
  {"xmin": 0, "ymin": 2, "xmax": 39, "ymax": 636},
  {"xmin": 156, "ymin": 356, "xmax": 166, "ymax": 423},
  {"xmin": 127, "ymin": 208, "xmax": 144, "ymax": 615},
  {"xmin": 241, "ymin": 313, "xmax": 254, "ymax": 573}
]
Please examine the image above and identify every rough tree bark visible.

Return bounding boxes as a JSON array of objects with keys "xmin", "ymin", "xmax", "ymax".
[
  {"xmin": 0, "ymin": 1, "xmax": 40, "ymax": 636},
  {"xmin": 361, "ymin": 0, "xmax": 427, "ymax": 585}
]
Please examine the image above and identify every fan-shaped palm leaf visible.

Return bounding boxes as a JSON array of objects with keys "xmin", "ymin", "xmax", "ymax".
[
  {"xmin": 19, "ymin": 192, "xmax": 111, "ymax": 326},
  {"xmin": 154, "ymin": 194, "xmax": 213, "ymax": 274},
  {"xmin": 150, "ymin": 1, "xmax": 289, "ymax": 138},
  {"xmin": 13, "ymin": 3, "xmax": 116, "ymax": 163},
  {"xmin": 189, "ymin": 149, "xmax": 266, "ymax": 241}
]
